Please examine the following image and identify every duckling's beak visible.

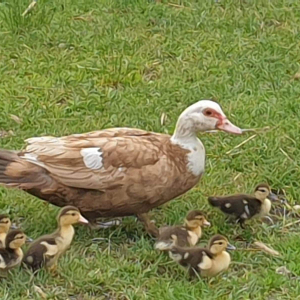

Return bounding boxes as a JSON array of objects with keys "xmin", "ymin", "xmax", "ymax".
[
  {"xmin": 280, "ymin": 198, "xmax": 287, "ymax": 204},
  {"xmin": 203, "ymin": 220, "xmax": 211, "ymax": 227},
  {"xmin": 216, "ymin": 119, "xmax": 243, "ymax": 135},
  {"xmin": 78, "ymin": 215, "xmax": 89, "ymax": 224},
  {"xmin": 10, "ymin": 224, "xmax": 18, "ymax": 229},
  {"xmin": 26, "ymin": 237, "xmax": 33, "ymax": 243},
  {"xmin": 226, "ymin": 243, "xmax": 236, "ymax": 251},
  {"xmin": 268, "ymin": 192, "xmax": 280, "ymax": 202}
]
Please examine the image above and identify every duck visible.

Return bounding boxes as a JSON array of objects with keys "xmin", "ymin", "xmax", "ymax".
[
  {"xmin": 0, "ymin": 100, "xmax": 242, "ymax": 237},
  {"xmin": 155, "ymin": 210, "xmax": 210, "ymax": 250},
  {"xmin": 0, "ymin": 215, "xmax": 12, "ymax": 248},
  {"xmin": 168, "ymin": 234, "xmax": 235, "ymax": 278},
  {"xmin": 208, "ymin": 183, "xmax": 279, "ymax": 228},
  {"xmin": 23, "ymin": 206, "xmax": 88, "ymax": 272},
  {"xmin": 0, "ymin": 229, "xmax": 26, "ymax": 276}
]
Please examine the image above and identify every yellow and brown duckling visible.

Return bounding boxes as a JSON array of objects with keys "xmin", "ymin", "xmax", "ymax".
[
  {"xmin": 208, "ymin": 183, "xmax": 279, "ymax": 228},
  {"xmin": 0, "ymin": 215, "xmax": 12, "ymax": 249},
  {"xmin": 155, "ymin": 210, "xmax": 210, "ymax": 250},
  {"xmin": 23, "ymin": 206, "xmax": 88, "ymax": 272},
  {"xmin": 168, "ymin": 234, "xmax": 235, "ymax": 278},
  {"xmin": 0, "ymin": 229, "xmax": 26, "ymax": 277}
]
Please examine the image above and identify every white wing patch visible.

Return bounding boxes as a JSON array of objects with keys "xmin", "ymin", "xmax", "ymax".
[
  {"xmin": 80, "ymin": 148, "xmax": 103, "ymax": 170},
  {"xmin": 240, "ymin": 213, "xmax": 248, "ymax": 219},
  {"xmin": 225, "ymin": 203, "xmax": 231, "ymax": 208},
  {"xmin": 169, "ymin": 252, "xmax": 182, "ymax": 262},
  {"xmin": 244, "ymin": 205, "xmax": 250, "ymax": 216},
  {"xmin": 0, "ymin": 255, "xmax": 5, "ymax": 269}
]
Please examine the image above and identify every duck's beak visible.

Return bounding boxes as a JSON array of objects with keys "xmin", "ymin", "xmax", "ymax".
[
  {"xmin": 78, "ymin": 215, "xmax": 89, "ymax": 224},
  {"xmin": 203, "ymin": 220, "xmax": 211, "ymax": 227},
  {"xmin": 217, "ymin": 119, "xmax": 243, "ymax": 135},
  {"xmin": 268, "ymin": 192, "xmax": 280, "ymax": 202},
  {"xmin": 226, "ymin": 243, "xmax": 236, "ymax": 251},
  {"xmin": 26, "ymin": 236, "xmax": 33, "ymax": 243}
]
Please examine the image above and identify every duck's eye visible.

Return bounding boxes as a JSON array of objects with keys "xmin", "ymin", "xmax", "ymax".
[
  {"xmin": 219, "ymin": 242, "xmax": 223, "ymax": 245},
  {"xmin": 204, "ymin": 110, "xmax": 213, "ymax": 116},
  {"xmin": 71, "ymin": 213, "xmax": 76, "ymax": 216}
]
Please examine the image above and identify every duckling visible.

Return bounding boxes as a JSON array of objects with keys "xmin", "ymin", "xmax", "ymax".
[
  {"xmin": 155, "ymin": 210, "xmax": 210, "ymax": 250},
  {"xmin": 0, "ymin": 215, "xmax": 11, "ymax": 248},
  {"xmin": 0, "ymin": 229, "xmax": 26, "ymax": 277},
  {"xmin": 168, "ymin": 234, "xmax": 235, "ymax": 278},
  {"xmin": 208, "ymin": 183, "xmax": 279, "ymax": 228},
  {"xmin": 23, "ymin": 206, "xmax": 88, "ymax": 272}
]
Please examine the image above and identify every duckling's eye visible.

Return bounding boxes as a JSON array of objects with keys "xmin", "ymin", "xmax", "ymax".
[
  {"xmin": 219, "ymin": 242, "xmax": 223, "ymax": 245},
  {"xmin": 71, "ymin": 213, "xmax": 76, "ymax": 216}
]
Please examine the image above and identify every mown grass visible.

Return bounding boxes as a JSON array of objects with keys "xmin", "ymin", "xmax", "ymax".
[{"xmin": 0, "ymin": 0, "xmax": 300, "ymax": 299}]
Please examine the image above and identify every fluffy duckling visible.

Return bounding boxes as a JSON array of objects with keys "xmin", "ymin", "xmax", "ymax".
[
  {"xmin": 23, "ymin": 206, "xmax": 88, "ymax": 272},
  {"xmin": 0, "ymin": 229, "xmax": 26, "ymax": 277},
  {"xmin": 208, "ymin": 183, "xmax": 279, "ymax": 228},
  {"xmin": 0, "ymin": 215, "xmax": 11, "ymax": 248},
  {"xmin": 168, "ymin": 234, "xmax": 235, "ymax": 278},
  {"xmin": 155, "ymin": 210, "xmax": 210, "ymax": 250}
]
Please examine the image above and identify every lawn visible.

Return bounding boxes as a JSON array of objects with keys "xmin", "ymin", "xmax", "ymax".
[{"xmin": 0, "ymin": 0, "xmax": 300, "ymax": 299}]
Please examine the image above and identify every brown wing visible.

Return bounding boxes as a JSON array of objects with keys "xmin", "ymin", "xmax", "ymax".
[{"xmin": 20, "ymin": 128, "xmax": 171, "ymax": 190}]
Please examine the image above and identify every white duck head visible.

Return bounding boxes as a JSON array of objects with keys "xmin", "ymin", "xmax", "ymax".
[
  {"xmin": 172, "ymin": 100, "xmax": 242, "ymax": 140},
  {"xmin": 171, "ymin": 100, "xmax": 242, "ymax": 176}
]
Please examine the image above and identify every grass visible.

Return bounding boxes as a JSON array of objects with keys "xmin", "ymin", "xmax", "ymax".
[{"xmin": 0, "ymin": 0, "xmax": 300, "ymax": 298}]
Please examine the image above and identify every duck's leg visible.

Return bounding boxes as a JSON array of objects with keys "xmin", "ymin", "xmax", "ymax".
[
  {"xmin": 137, "ymin": 213, "xmax": 159, "ymax": 237},
  {"xmin": 88, "ymin": 218, "xmax": 123, "ymax": 230}
]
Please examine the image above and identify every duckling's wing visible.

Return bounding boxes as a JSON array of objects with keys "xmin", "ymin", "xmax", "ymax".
[
  {"xmin": 0, "ymin": 249, "xmax": 17, "ymax": 269},
  {"xmin": 210, "ymin": 194, "xmax": 258, "ymax": 217},
  {"xmin": 156, "ymin": 227, "xmax": 190, "ymax": 250},
  {"xmin": 159, "ymin": 227, "xmax": 189, "ymax": 243},
  {"xmin": 23, "ymin": 237, "xmax": 57, "ymax": 271},
  {"xmin": 40, "ymin": 241, "xmax": 59, "ymax": 257},
  {"xmin": 0, "ymin": 253, "xmax": 6, "ymax": 269}
]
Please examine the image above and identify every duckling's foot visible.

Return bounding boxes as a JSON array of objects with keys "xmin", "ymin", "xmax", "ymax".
[
  {"xmin": 0, "ymin": 270, "xmax": 8, "ymax": 279},
  {"xmin": 88, "ymin": 218, "xmax": 122, "ymax": 230},
  {"xmin": 262, "ymin": 216, "xmax": 274, "ymax": 225},
  {"xmin": 49, "ymin": 264, "xmax": 58, "ymax": 276},
  {"xmin": 137, "ymin": 213, "xmax": 159, "ymax": 238},
  {"xmin": 237, "ymin": 219, "xmax": 246, "ymax": 229}
]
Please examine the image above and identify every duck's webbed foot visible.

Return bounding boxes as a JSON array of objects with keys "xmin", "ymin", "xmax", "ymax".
[
  {"xmin": 88, "ymin": 218, "xmax": 123, "ymax": 230},
  {"xmin": 137, "ymin": 213, "xmax": 159, "ymax": 238}
]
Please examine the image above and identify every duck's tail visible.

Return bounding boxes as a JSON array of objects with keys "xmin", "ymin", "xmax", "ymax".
[{"xmin": 0, "ymin": 149, "xmax": 47, "ymax": 189}]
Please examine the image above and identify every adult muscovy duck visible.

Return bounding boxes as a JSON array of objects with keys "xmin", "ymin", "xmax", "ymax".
[{"xmin": 0, "ymin": 100, "xmax": 242, "ymax": 236}]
